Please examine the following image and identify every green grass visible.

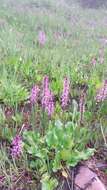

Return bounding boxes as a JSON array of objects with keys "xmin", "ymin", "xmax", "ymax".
[{"xmin": 0, "ymin": 0, "xmax": 107, "ymax": 58}]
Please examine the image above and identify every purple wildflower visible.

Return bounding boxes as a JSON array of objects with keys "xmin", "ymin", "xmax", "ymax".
[
  {"xmin": 61, "ymin": 77, "xmax": 70, "ymax": 109},
  {"xmin": 38, "ymin": 31, "xmax": 46, "ymax": 46},
  {"xmin": 99, "ymin": 49, "xmax": 104, "ymax": 64},
  {"xmin": 4, "ymin": 106, "xmax": 13, "ymax": 118},
  {"xmin": 42, "ymin": 76, "xmax": 54, "ymax": 116},
  {"xmin": 91, "ymin": 57, "xmax": 96, "ymax": 66},
  {"xmin": 79, "ymin": 90, "xmax": 86, "ymax": 123},
  {"xmin": 96, "ymin": 80, "xmax": 107, "ymax": 102},
  {"xmin": 30, "ymin": 85, "xmax": 40, "ymax": 105},
  {"xmin": 54, "ymin": 32, "xmax": 62, "ymax": 41},
  {"xmin": 42, "ymin": 75, "xmax": 49, "ymax": 90},
  {"xmin": 11, "ymin": 135, "xmax": 22, "ymax": 158},
  {"xmin": 0, "ymin": 176, "xmax": 5, "ymax": 183}
]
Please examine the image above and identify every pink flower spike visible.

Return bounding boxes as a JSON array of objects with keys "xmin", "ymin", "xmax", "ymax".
[
  {"xmin": 96, "ymin": 80, "xmax": 107, "ymax": 102},
  {"xmin": 79, "ymin": 91, "xmax": 86, "ymax": 123},
  {"xmin": 61, "ymin": 77, "xmax": 70, "ymax": 109},
  {"xmin": 30, "ymin": 85, "xmax": 40, "ymax": 105},
  {"xmin": 11, "ymin": 135, "xmax": 23, "ymax": 159},
  {"xmin": 38, "ymin": 31, "xmax": 46, "ymax": 46},
  {"xmin": 41, "ymin": 76, "xmax": 54, "ymax": 117},
  {"xmin": 99, "ymin": 49, "xmax": 104, "ymax": 64},
  {"xmin": 91, "ymin": 57, "xmax": 96, "ymax": 66},
  {"xmin": 42, "ymin": 75, "xmax": 49, "ymax": 90}
]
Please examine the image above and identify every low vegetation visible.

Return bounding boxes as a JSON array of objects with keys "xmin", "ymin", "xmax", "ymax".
[{"xmin": 0, "ymin": 0, "xmax": 107, "ymax": 189}]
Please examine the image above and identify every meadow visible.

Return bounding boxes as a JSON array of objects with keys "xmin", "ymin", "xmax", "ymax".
[{"xmin": 0, "ymin": 0, "xmax": 107, "ymax": 189}]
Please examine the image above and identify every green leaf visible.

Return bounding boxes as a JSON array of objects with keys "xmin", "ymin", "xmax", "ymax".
[
  {"xmin": 55, "ymin": 120, "xmax": 63, "ymax": 128},
  {"xmin": 60, "ymin": 149, "xmax": 71, "ymax": 161},
  {"xmin": 41, "ymin": 174, "xmax": 58, "ymax": 190}
]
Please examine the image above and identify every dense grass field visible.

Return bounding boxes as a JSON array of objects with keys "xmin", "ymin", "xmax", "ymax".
[{"xmin": 0, "ymin": 0, "xmax": 107, "ymax": 189}]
